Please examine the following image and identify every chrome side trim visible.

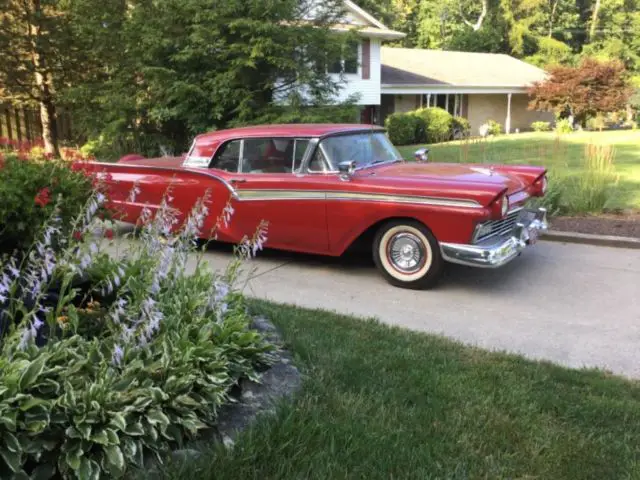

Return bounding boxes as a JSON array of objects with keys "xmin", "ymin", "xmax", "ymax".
[{"xmin": 234, "ymin": 189, "xmax": 483, "ymax": 208}]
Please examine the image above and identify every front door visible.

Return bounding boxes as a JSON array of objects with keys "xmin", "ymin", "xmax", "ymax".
[{"xmin": 210, "ymin": 137, "xmax": 330, "ymax": 254}]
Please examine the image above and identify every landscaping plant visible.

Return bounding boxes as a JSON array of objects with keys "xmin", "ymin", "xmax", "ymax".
[
  {"xmin": 0, "ymin": 183, "xmax": 274, "ymax": 479},
  {"xmin": 0, "ymin": 151, "xmax": 99, "ymax": 255},
  {"xmin": 531, "ymin": 121, "xmax": 551, "ymax": 132}
]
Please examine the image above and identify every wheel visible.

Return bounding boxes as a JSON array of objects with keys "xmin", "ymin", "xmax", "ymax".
[{"xmin": 372, "ymin": 220, "xmax": 444, "ymax": 290}]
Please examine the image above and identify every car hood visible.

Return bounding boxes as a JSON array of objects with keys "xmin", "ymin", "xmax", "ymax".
[{"xmin": 370, "ymin": 162, "xmax": 527, "ymax": 194}]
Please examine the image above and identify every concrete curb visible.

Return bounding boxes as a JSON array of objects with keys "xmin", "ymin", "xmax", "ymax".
[{"xmin": 542, "ymin": 230, "xmax": 640, "ymax": 249}]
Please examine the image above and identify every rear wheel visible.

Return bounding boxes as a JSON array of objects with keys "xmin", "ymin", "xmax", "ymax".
[{"xmin": 372, "ymin": 220, "xmax": 444, "ymax": 290}]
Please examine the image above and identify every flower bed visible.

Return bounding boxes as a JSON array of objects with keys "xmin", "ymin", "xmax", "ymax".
[{"xmin": 0, "ymin": 178, "xmax": 274, "ymax": 479}]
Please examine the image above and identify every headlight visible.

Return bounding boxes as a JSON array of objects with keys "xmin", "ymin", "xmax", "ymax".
[{"xmin": 501, "ymin": 195, "xmax": 509, "ymax": 216}]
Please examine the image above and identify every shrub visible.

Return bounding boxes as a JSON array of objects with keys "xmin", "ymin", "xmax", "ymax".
[
  {"xmin": 0, "ymin": 154, "xmax": 101, "ymax": 255},
  {"xmin": 384, "ymin": 112, "xmax": 424, "ymax": 145},
  {"xmin": 585, "ymin": 114, "xmax": 607, "ymax": 131},
  {"xmin": 452, "ymin": 116, "xmax": 471, "ymax": 138},
  {"xmin": 531, "ymin": 121, "xmax": 551, "ymax": 132},
  {"xmin": 0, "ymin": 185, "xmax": 274, "ymax": 478},
  {"xmin": 555, "ymin": 118, "xmax": 574, "ymax": 134},
  {"xmin": 486, "ymin": 120, "xmax": 502, "ymax": 136},
  {"xmin": 413, "ymin": 107, "xmax": 453, "ymax": 143}
]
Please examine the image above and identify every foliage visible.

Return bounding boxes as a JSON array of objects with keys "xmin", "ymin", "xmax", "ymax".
[
  {"xmin": 528, "ymin": 57, "xmax": 634, "ymax": 126},
  {"xmin": 60, "ymin": 0, "xmax": 353, "ymax": 158},
  {"xmin": 0, "ymin": 183, "xmax": 274, "ymax": 478},
  {"xmin": 413, "ymin": 107, "xmax": 454, "ymax": 143},
  {"xmin": 452, "ymin": 116, "xmax": 471, "ymax": 137},
  {"xmin": 0, "ymin": 153, "xmax": 98, "ymax": 255},
  {"xmin": 384, "ymin": 112, "xmax": 424, "ymax": 145},
  {"xmin": 228, "ymin": 92, "xmax": 361, "ymax": 128},
  {"xmin": 486, "ymin": 120, "xmax": 503, "ymax": 135},
  {"xmin": 531, "ymin": 121, "xmax": 551, "ymax": 131},
  {"xmin": 555, "ymin": 118, "xmax": 574, "ymax": 133}
]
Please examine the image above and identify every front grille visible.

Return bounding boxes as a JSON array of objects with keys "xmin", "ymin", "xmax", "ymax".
[{"xmin": 474, "ymin": 208, "xmax": 524, "ymax": 243}]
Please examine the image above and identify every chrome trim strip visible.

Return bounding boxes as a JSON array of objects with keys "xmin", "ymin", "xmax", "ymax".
[{"xmin": 235, "ymin": 189, "xmax": 483, "ymax": 208}]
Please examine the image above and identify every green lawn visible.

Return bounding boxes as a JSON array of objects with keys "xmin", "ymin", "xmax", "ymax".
[
  {"xmin": 397, "ymin": 130, "xmax": 640, "ymax": 210},
  {"xmin": 150, "ymin": 300, "xmax": 640, "ymax": 480}
]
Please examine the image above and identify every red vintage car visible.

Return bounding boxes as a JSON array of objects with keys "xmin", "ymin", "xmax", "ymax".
[{"xmin": 89, "ymin": 124, "xmax": 549, "ymax": 289}]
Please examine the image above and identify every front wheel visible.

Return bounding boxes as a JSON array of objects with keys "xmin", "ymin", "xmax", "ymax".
[{"xmin": 372, "ymin": 220, "xmax": 444, "ymax": 290}]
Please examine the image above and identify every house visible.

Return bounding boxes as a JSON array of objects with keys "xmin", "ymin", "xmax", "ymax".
[
  {"xmin": 378, "ymin": 47, "xmax": 555, "ymax": 134},
  {"xmin": 318, "ymin": 1, "xmax": 554, "ymax": 134}
]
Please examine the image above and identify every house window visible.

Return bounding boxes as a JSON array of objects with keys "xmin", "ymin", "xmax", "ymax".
[
  {"xmin": 421, "ymin": 93, "xmax": 464, "ymax": 117},
  {"xmin": 327, "ymin": 40, "xmax": 360, "ymax": 74}
]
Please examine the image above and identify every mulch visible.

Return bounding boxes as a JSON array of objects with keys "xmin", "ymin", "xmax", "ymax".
[{"xmin": 550, "ymin": 213, "xmax": 640, "ymax": 239}]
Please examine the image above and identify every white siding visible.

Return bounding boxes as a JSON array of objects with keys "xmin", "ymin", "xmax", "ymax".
[{"xmin": 331, "ymin": 38, "xmax": 382, "ymax": 105}]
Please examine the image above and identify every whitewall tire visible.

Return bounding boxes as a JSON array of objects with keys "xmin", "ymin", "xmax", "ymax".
[{"xmin": 373, "ymin": 220, "xmax": 444, "ymax": 289}]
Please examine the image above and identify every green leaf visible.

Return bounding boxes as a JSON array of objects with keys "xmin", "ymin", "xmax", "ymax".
[
  {"xmin": 0, "ymin": 410, "xmax": 17, "ymax": 431},
  {"xmin": 3, "ymin": 432, "xmax": 21, "ymax": 453},
  {"xmin": 105, "ymin": 429, "xmax": 119, "ymax": 446},
  {"xmin": 19, "ymin": 397, "xmax": 51, "ymax": 411},
  {"xmin": 18, "ymin": 356, "xmax": 47, "ymax": 391},
  {"xmin": 30, "ymin": 463, "xmax": 56, "ymax": 480},
  {"xmin": 0, "ymin": 447, "xmax": 22, "ymax": 473},
  {"xmin": 64, "ymin": 447, "xmax": 83, "ymax": 470},
  {"xmin": 89, "ymin": 430, "xmax": 110, "ymax": 445},
  {"xmin": 124, "ymin": 422, "xmax": 144, "ymax": 436},
  {"xmin": 77, "ymin": 424, "xmax": 91, "ymax": 440},
  {"xmin": 120, "ymin": 438, "xmax": 137, "ymax": 463},
  {"xmin": 77, "ymin": 457, "xmax": 94, "ymax": 480},
  {"xmin": 25, "ymin": 420, "xmax": 48, "ymax": 434},
  {"xmin": 146, "ymin": 409, "xmax": 170, "ymax": 427},
  {"xmin": 108, "ymin": 413, "xmax": 127, "ymax": 432},
  {"xmin": 103, "ymin": 445, "xmax": 125, "ymax": 475},
  {"xmin": 175, "ymin": 394, "xmax": 199, "ymax": 407}
]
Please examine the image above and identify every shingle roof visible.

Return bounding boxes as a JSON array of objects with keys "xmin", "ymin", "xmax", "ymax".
[{"xmin": 381, "ymin": 47, "xmax": 548, "ymax": 88}]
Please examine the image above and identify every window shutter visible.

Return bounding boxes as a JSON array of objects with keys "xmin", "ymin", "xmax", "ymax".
[{"xmin": 362, "ymin": 39, "xmax": 370, "ymax": 79}]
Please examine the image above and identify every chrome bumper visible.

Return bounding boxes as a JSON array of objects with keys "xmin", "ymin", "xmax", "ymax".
[{"xmin": 440, "ymin": 207, "xmax": 548, "ymax": 268}]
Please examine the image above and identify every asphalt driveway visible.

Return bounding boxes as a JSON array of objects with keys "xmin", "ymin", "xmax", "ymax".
[{"xmin": 195, "ymin": 239, "xmax": 640, "ymax": 379}]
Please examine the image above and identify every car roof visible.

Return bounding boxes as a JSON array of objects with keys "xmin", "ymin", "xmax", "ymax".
[{"xmin": 194, "ymin": 123, "xmax": 386, "ymax": 142}]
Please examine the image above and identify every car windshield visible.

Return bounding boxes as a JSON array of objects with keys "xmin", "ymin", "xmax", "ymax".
[{"xmin": 319, "ymin": 132, "xmax": 402, "ymax": 170}]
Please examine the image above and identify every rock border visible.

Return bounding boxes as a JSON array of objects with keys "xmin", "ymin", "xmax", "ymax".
[{"xmin": 542, "ymin": 230, "xmax": 640, "ymax": 250}]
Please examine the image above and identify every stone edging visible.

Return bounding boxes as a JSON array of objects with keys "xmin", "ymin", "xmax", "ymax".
[{"xmin": 542, "ymin": 230, "xmax": 640, "ymax": 250}]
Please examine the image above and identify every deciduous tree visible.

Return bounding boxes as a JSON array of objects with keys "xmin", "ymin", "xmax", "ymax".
[{"xmin": 528, "ymin": 57, "xmax": 634, "ymax": 125}]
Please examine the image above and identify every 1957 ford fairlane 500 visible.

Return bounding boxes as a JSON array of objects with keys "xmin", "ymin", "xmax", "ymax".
[{"xmin": 87, "ymin": 123, "xmax": 549, "ymax": 289}]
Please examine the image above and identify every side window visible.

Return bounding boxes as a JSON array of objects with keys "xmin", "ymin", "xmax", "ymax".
[
  {"xmin": 210, "ymin": 140, "xmax": 241, "ymax": 172},
  {"xmin": 241, "ymin": 138, "xmax": 296, "ymax": 174},
  {"xmin": 308, "ymin": 147, "xmax": 330, "ymax": 172},
  {"xmin": 293, "ymin": 139, "xmax": 310, "ymax": 172}
]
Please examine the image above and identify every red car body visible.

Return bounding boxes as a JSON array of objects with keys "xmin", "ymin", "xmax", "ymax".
[{"xmin": 85, "ymin": 124, "xmax": 549, "ymax": 289}]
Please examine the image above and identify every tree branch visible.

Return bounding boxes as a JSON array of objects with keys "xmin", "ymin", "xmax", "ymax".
[{"xmin": 459, "ymin": 0, "xmax": 488, "ymax": 31}]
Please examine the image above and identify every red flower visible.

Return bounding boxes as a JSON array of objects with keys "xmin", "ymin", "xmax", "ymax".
[
  {"xmin": 18, "ymin": 151, "xmax": 29, "ymax": 161},
  {"xmin": 34, "ymin": 187, "xmax": 51, "ymax": 207},
  {"xmin": 104, "ymin": 229, "xmax": 114, "ymax": 240},
  {"xmin": 73, "ymin": 231, "xmax": 83, "ymax": 241}
]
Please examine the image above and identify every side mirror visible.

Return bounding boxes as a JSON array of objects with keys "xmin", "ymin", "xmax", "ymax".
[
  {"xmin": 337, "ymin": 160, "xmax": 356, "ymax": 181},
  {"xmin": 414, "ymin": 147, "xmax": 430, "ymax": 162}
]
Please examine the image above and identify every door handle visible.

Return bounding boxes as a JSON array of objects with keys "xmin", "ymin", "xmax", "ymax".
[{"xmin": 230, "ymin": 178, "xmax": 247, "ymax": 184}]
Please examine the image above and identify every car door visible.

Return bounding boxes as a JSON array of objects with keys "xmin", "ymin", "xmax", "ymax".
[{"xmin": 209, "ymin": 137, "xmax": 330, "ymax": 255}]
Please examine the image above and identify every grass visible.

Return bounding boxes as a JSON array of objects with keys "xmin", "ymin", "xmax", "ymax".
[
  {"xmin": 150, "ymin": 300, "xmax": 640, "ymax": 480},
  {"xmin": 396, "ymin": 130, "xmax": 640, "ymax": 212}
]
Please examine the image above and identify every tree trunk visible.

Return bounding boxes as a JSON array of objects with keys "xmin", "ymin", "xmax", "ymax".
[
  {"xmin": 589, "ymin": 0, "xmax": 601, "ymax": 41},
  {"xmin": 29, "ymin": 0, "xmax": 60, "ymax": 157},
  {"xmin": 548, "ymin": 0, "xmax": 558, "ymax": 37}
]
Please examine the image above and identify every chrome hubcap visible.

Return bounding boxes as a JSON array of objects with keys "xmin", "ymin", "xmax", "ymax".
[{"xmin": 387, "ymin": 233, "xmax": 426, "ymax": 273}]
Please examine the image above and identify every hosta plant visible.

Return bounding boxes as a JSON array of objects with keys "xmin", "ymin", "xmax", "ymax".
[{"xmin": 0, "ymin": 183, "xmax": 274, "ymax": 479}]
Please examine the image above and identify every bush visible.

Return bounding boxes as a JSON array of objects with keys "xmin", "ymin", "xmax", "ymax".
[
  {"xmin": 555, "ymin": 118, "xmax": 574, "ymax": 134},
  {"xmin": 486, "ymin": 120, "xmax": 502, "ymax": 136},
  {"xmin": 413, "ymin": 107, "xmax": 453, "ymax": 143},
  {"xmin": 0, "ymin": 153, "xmax": 100, "ymax": 255},
  {"xmin": 384, "ymin": 112, "xmax": 424, "ymax": 145},
  {"xmin": 585, "ymin": 115, "xmax": 607, "ymax": 131},
  {"xmin": 452, "ymin": 116, "xmax": 471, "ymax": 138},
  {"xmin": 0, "ymin": 185, "xmax": 274, "ymax": 478},
  {"xmin": 531, "ymin": 121, "xmax": 551, "ymax": 132}
]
